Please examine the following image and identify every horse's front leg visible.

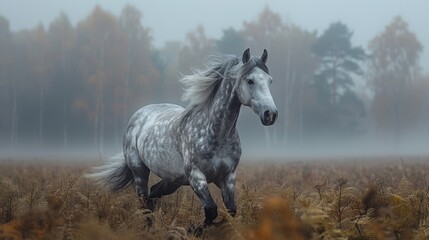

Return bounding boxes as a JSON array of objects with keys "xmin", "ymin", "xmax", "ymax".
[
  {"xmin": 216, "ymin": 171, "xmax": 237, "ymax": 217},
  {"xmin": 187, "ymin": 168, "xmax": 218, "ymax": 225}
]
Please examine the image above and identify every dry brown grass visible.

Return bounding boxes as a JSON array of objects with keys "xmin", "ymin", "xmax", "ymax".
[{"xmin": 1, "ymin": 157, "xmax": 429, "ymax": 239}]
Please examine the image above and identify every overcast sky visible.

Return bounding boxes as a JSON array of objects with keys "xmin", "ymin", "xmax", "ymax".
[{"xmin": 1, "ymin": 0, "xmax": 428, "ymax": 72}]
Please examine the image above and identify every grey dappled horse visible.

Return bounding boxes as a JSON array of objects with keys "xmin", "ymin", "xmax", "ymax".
[{"xmin": 87, "ymin": 49, "xmax": 278, "ymax": 226}]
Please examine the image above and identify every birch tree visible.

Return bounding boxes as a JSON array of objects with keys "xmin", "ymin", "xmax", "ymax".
[{"xmin": 368, "ymin": 16, "xmax": 423, "ymax": 140}]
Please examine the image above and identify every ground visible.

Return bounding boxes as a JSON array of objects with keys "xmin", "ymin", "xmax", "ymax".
[{"xmin": 1, "ymin": 156, "xmax": 429, "ymax": 239}]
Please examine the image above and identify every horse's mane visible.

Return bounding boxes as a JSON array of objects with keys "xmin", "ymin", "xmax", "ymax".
[
  {"xmin": 179, "ymin": 54, "xmax": 240, "ymax": 108},
  {"xmin": 179, "ymin": 52, "xmax": 269, "ymax": 111}
]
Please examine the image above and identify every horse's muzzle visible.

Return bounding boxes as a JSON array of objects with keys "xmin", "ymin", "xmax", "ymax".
[{"xmin": 261, "ymin": 109, "xmax": 278, "ymax": 126}]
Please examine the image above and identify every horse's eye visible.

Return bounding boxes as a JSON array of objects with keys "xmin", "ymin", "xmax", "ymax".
[{"xmin": 247, "ymin": 79, "xmax": 254, "ymax": 85}]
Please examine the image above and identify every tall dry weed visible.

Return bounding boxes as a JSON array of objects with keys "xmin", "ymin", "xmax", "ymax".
[{"xmin": 1, "ymin": 158, "xmax": 429, "ymax": 239}]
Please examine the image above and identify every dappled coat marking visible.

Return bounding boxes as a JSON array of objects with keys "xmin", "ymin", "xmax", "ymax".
[{"xmin": 87, "ymin": 49, "xmax": 278, "ymax": 225}]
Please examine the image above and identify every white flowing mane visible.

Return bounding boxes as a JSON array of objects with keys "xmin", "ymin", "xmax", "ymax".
[{"xmin": 180, "ymin": 54, "xmax": 240, "ymax": 107}]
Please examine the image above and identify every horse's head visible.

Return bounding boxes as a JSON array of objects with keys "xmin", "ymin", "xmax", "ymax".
[{"xmin": 236, "ymin": 49, "xmax": 278, "ymax": 126}]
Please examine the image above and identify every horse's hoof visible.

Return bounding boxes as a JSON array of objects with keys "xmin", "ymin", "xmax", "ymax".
[
  {"xmin": 130, "ymin": 209, "xmax": 155, "ymax": 230},
  {"xmin": 187, "ymin": 224, "xmax": 204, "ymax": 237},
  {"xmin": 227, "ymin": 209, "xmax": 237, "ymax": 217},
  {"xmin": 167, "ymin": 227, "xmax": 187, "ymax": 240},
  {"xmin": 147, "ymin": 198, "xmax": 157, "ymax": 211},
  {"xmin": 213, "ymin": 218, "xmax": 227, "ymax": 226},
  {"xmin": 139, "ymin": 197, "xmax": 157, "ymax": 211},
  {"xmin": 141, "ymin": 209, "xmax": 152, "ymax": 215}
]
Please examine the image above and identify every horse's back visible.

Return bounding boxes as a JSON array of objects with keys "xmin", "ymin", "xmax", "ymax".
[
  {"xmin": 129, "ymin": 103, "xmax": 184, "ymax": 123},
  {"xmin": 125, "ymin": 103, "xmax": 184, "ymax": 145},
  {"xmin": 125, "ymin": 103, "xmax": 187, "ymax": 182}
]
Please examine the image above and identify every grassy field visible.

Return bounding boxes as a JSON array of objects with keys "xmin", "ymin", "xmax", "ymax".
[{"xmin": 1, "ymin": 156, "xmax": 429, "ymax": 239}]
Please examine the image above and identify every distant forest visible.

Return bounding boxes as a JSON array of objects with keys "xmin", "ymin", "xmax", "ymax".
[{"xmin": 0, "ymin": 5, "xmax": 428, "ymax": 153}]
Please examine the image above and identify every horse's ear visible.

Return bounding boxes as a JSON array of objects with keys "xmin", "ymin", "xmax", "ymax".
[
  {"xmin": 242, "ymin": 48, "xmax": 250, "ymax": 64},
  {"xmin": 261, "ymin": 49, "xmax": 268, "ymax": 64}
]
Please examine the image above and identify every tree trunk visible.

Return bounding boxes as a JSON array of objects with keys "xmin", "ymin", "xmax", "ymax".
[
  {"xmin": 62, "ymin": 44, "xmax": 68, "ymax": 151},
  {"xmin": 11, "ymin": 68, "xmax": 17, "ymax": 150},
  {"xmin": 39, "ymin": 52, "xmax": 45, "ymax": 148},
  {"xmin": 298, "ymin": 75, "xmax": 304, "ymax": 146},
  {"xmin": 99, "ymin": 90, "xmax": 104, "ymax": 153},
  {"xmin": 98, "ymin": 39, "xmax": 105, "ymax": 154},
  {"xmin": 39, "ymin": 77, "xmax": 44, "ymax": 147},
  {"xmin": 123, "ymin": 35, "xmax": 132, "ymax": 130},
  {"xmin": 283, "ymin": 45, "xmax": 292, "ymax": 144},
  {"xmin": 331, "ymin": 53, "xmax": 338, "ymax": 107},
  {"xmin": 114, "ymin": 87, "xmax": 119, "ymax": 146},
  {"xmin": 95, "ymin": 86, "xmax": 100, "ymax": 148}
]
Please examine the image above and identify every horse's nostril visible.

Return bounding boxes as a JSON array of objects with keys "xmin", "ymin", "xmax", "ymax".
[
  {"xmin": 264, "ymin": 110, "xmax": 270, "ymax": 119},
  {"xmin": 264, "ymin": 110, "xmax": 270, "ymax": 117}
]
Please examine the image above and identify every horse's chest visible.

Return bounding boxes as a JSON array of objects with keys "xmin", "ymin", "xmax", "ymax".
[
  {"xmin": 183, "ymin": 129, "xmax": 241, "ymax": 180},
  {"xmin": 197, "ymin": 142, "xmax": 241, "ymax": 181},
  {"xmin": 193, "ymin": 138, "xmax": 241, "ymax": 160},
  {"xmin": 211, "ymin": 154, "xmax": 238, "ymax": 171}
]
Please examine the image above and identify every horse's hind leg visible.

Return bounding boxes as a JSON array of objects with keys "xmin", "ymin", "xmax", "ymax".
[
  {"xmin": 125, "ymin": 151, "xmax": 154, "ymax": 210},
  {"xmin": 149, "ymin": 180, "xmax": 181, "ymax": 198}
]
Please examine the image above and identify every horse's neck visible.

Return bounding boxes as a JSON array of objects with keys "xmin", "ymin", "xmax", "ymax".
[{"xmin": 208, "ymin": 78, "xmax": 241, "ymax": 140}]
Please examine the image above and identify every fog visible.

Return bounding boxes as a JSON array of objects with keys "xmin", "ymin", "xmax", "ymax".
[
  {"xmin": 0, "ymin": 1, "xmax": 428, "ymax": 160},
  {"xmin": 2, "ymin": 1, "xmax": 428, "ymax": 69}
]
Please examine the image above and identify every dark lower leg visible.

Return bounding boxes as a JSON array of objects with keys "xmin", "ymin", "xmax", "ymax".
[
  {"xmin": 188, "ymin": 171, "xmax": 218, "ymax": 225},
  {"xmin": 127, "ymin": 154, "xmax": 151, "ymax": 209},
  {"xmin": 134, "ymin": 176, "xmax": 155, "ymax": 210},
  {"xmin": 221, "ymin": 187, "xmax": 236, "ymax": 217},
  {"xmin": 149, "ymin": 180, "xmax": 181, "ymax": 198},
  {"xmin": 204, "ymin": 206, "xmax": 218, "ymax": 226},
  {"xmin": 216, "ymin": 173, "xmax": 237, "ymax": 217}
]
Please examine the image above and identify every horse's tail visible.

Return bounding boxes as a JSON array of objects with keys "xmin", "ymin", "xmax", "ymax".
[{"xmin": 85, "ymin": 153, "xmax": 134, "ymax": 192}]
